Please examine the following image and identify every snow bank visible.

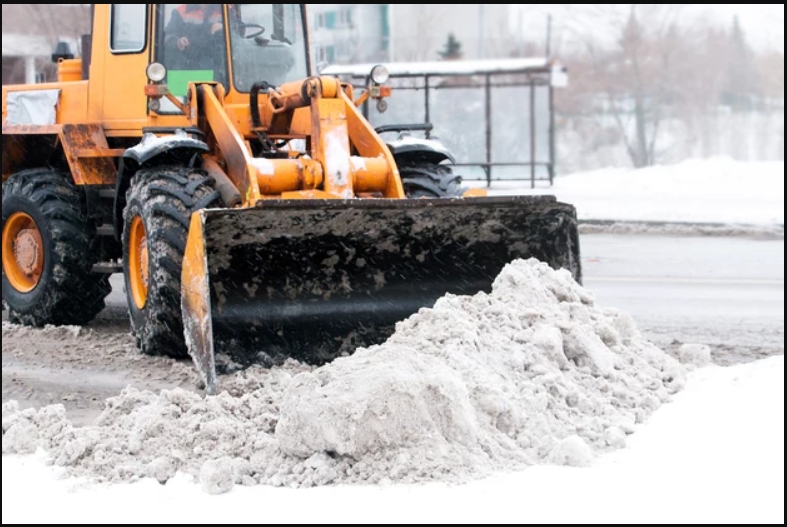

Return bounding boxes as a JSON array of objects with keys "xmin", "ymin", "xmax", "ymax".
[
  {"xmin": 1, "ymin": 260, "xmax": 685, "ymax": 491},
  {"xmin": 477, "ymin": 158, "xmax": 784, "ymax": 226}
]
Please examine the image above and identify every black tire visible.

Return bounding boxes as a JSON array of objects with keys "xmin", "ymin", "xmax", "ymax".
[
  {"xmin": 399, "ymin": 162, "xmax": 466, "ymax": 198},
  {"xmin": 2, "ymin": 169, "xmax": 110, "ymax": 326},
  {"xmin": 122, "ymin": 167, "xmax": 221, "ymax": 358}
]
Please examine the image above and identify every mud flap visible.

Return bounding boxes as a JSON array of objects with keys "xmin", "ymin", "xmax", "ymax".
[{"xmin": 183, "ymin": 197, "xmax": 581, "ymax": 394}]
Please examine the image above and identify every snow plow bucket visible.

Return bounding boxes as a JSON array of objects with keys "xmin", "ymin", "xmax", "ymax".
[{"xmin": 182, "ymin": 196, "xmax": 581, "ymax": 393}]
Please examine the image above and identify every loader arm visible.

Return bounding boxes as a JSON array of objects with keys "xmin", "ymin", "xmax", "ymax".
[{"xmin": 196, "ymin": 77, "xmax": 405, "ymax": 204}]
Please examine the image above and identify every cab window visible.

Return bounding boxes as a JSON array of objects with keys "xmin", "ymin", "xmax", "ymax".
[{"xmin": 110, "ymin": 4, "xmax": 147, "ymax": 54}]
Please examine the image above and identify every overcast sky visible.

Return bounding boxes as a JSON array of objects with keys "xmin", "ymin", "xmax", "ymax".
[
  {"xmin": 511, "ymin": 4, "xmax": 785, "ymax": 54},
  {"xmin": 693, "ymin": 3, "xmax": 784, "ymax": 50}
]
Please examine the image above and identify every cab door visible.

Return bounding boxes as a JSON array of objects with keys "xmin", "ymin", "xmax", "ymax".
[{"xmin": 90, "ymin": 4, "xmax": 151, "ymax": 134}]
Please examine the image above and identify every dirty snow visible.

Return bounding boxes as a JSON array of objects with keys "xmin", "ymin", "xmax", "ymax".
[
  {"xmin": 473, "ymin": 158, "xmax": 785, "ymax": 226},
  {"xmin": 1, "ymin": 259, "xmax": 686, "ymax": 490},
  {"xmin": 1, "ymin": 323, "xmax": 86, "ymax": 341}
]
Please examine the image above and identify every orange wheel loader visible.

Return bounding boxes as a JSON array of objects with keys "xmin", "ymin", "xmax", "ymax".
[{"xmin": 2, "ymin": 4, "xmax": 581, "ymax": 393}]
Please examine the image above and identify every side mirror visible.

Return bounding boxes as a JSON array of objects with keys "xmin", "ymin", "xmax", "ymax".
[{"xmin": 51, "ymin": 41, "xmax": 74, "ymax": 63}]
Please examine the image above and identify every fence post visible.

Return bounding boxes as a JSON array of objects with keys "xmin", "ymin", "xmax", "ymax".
[
  {"xmin": 485, "ymin": 74, "xmax": 493, "ymax": 188},
  {"xmin": 530, "ymin": 78, "xmax": 537, "ymax": 189}
]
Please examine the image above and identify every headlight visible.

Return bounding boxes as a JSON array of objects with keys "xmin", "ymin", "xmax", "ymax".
[
  {"xmin": 146, "ymin": 62, "xmax": 167, "ymax": 83},
  {"xmin": 371, "ymin": 64, "xmax": 390, "ymax": 85}
]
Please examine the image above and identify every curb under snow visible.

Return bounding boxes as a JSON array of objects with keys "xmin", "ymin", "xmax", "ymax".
[{"xmin": 579, "ymin": 220, "xmax": 784, "ymax": 239}]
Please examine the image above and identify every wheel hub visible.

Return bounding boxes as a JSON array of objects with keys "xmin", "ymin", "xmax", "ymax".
[
  {"xmin": 139, "ymin": 235, "xmax": 149, "ymax": 287},
  {"xmin": 129, "ymin": 216, "xmax": 150, "ymax": 310},
  {"xmin": 14, "ymin": 229, "xmax": 42, "ymax": 275},
  {"xmin": 2, "ymin": 212, "xmax": 45, "ymax": 293}
]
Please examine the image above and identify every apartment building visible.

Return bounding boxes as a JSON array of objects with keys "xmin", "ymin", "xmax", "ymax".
[{"xmin": 308, "ymin": 4, "xmax": 513, "ymax": 66}]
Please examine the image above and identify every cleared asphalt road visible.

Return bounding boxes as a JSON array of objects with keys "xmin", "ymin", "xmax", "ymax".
[{"xmin": 581, "ymin": 234, "xmax": 784, "ymax": 364}]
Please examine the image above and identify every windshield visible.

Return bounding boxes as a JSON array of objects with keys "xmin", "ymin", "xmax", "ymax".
[
  {"xmin": 156, "ymin": 4, "xmax": 230, "ymax": 97},
  {"xmin": 230, "ymin": 4, "xmax": 310, "ymax": 92}
]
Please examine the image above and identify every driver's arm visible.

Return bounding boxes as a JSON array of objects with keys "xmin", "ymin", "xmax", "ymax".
[{"xmin": 164, "ymin": 9, "xmax": 187, "ymax": 50}]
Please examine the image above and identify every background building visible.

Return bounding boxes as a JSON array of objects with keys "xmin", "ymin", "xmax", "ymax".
[
  {"xmin": 308, "ymin": 4, "xmax": 391, "ymax": 66},
  {"xmin": 308, "ymin": 4, "xmax": 515, "ymax": 66}
]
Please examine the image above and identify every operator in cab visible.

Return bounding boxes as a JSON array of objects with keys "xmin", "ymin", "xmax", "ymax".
[{"xmin": 165, "ymin": 4, "xmax": 226, "ymax": 70}]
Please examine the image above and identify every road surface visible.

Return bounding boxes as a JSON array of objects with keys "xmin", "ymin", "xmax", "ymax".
[
  {"xmin": 3, "ymin": 233, "xmax": 784, "ymax": 425},
  {"xmin": 583, "ymin": 235, "xmax": 784, "ymax": 365}
]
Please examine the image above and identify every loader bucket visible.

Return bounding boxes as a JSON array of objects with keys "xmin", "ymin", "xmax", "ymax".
[{"xmin": 183, "ymin": 196, "xmax": 581, "ymax": 393}]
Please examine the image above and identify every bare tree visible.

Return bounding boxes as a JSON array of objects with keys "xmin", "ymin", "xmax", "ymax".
[
  {"xmin": 390, "ymin": 5, "xmax": 442, "ymax": 62},
  {"xmin": 759, "ymin": 50, "xmax": 785, "ymax": 160},
  {"xmin": 3, "ymin": 4, "xmax": 92, "ymax": 50},
  {"xmin": 551, "ymin": 4, "xmax": 784, "ymax": 168},
  {"xmin": 564, "ymin": 5, "xmax": 690, "ymax": 168}
]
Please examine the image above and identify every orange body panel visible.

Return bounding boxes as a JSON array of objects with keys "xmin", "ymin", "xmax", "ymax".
[
  {"xmin": 92, "ymin": 6, "xmax": 153, "ymax": 132},
  {"xmin": 59, "ymin": 124, "xmax": 119, "ymax": 185},
  {"xmin": 3, "ymin": 82, "xmax": 89, "ymax": 125},
  {"xmin": 57, "ymin": 59, "xmax": 84, "ymax": 83}
]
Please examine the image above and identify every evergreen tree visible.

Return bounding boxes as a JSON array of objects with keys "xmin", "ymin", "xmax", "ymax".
[
  {"xmin": 724, "ymin": 15, "xmax": 759, "ymax": 110},
  {"xmin": 439, "ymin": 33, "xmax": 463, "ymax": 60}
]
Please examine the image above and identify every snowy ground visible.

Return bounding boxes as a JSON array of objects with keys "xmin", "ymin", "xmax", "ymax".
[
  {"xmin": 3, "ymin": 356, "xmax": 783, "ymax": 525},
  {"xmin": 470, "ymin": 158, "xmax": 784, "ymax": 227}
]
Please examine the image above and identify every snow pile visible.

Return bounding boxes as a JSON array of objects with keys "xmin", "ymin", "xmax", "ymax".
[
  {"xmin": 276, "ymin": 259, "xmax": 684, "ymax": 479},
  {"xmin": 477, "ymin": 158, "xmax": 785, "ymax": 226},
  {"xmin": 2, "ymin": 259, "xmax": 685, "ymax": 490}
]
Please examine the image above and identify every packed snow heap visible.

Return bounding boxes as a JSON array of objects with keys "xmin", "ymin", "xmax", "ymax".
[{"xmin": 2, "ymin": 259, "xmax": 685, "ymax": 492}]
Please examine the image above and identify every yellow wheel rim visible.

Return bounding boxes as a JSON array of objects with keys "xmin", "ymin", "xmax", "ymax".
[
  {"xmin": 129, "ymin": 216, "xmax": 150, "ymax": 310},
  {"xmin": 3, "ymin": 212, "xmax": 45, "ymax": 293}
]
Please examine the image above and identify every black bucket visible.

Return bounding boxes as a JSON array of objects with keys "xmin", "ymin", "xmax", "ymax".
[{"xmin": 183, "ymin": 196, "xmax": 581, "ymax": 393}]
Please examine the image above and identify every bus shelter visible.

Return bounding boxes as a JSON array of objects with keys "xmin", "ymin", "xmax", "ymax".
[{"xmin": 323, "ymin": 58, "xmax": 568, "ymax": 188}]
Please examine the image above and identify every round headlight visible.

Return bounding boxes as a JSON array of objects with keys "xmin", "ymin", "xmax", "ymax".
[
  {"xmin": 146, "ymin": 62, "xmax": 167, "ymax": 83},
  {"xmin": 371, "ymin": 64, "xmax": 390, "ymax": 85}
]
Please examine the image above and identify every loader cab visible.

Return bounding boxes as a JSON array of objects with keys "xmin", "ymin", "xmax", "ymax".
[{"xmin": 153, "ymin": 3, "xmax": 310, "ymax": 108}]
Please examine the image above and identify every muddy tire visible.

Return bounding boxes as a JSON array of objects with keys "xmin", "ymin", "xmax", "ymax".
[
  {"xmin": 2, "ymin": 169, "xmax": 110, "ymax": 326},
  {"xmin": 122, "ymin": 167, "xmax": 221, "ymax": 358},
  {"xmin": 399, "ymin": 162, "xmax": 465, "ymax": 198}
]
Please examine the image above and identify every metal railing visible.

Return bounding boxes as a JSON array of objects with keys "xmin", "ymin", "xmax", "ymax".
[{"xmin": 329, "ymin": 62, "xmax": 560, "ymax": 189}]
